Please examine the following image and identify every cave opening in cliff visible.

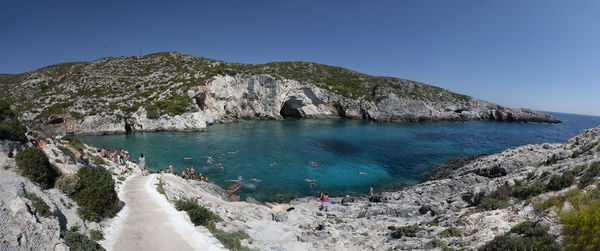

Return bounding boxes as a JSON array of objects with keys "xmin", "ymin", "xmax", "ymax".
[
  {"xmin": 280, "ymin": 99, "xmax": 303, "ymax": 118},
  {"xmin": 125, "ymin": 123, "xmax": 132, "ymax": 133}
]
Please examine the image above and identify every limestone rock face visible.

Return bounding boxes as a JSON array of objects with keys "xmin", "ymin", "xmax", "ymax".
[
  {"xmin": 58, "ymin": 110, "xmax": 212, "ymax": 135},
  {"xmin": 0, "ymin": 155, "xmax": 102, "ymax": 251},
  {"xmin": 2, "ymin": 52, "xmax": 559, "ymax": 135},
  {"xmin": 194, "ymin": 74, "xmax": 560, "ymax": 124},
  {"xmin": 198, "ymin": 74, "xmax": 342, "ymax": 120},
  {"xmin": 0, "ymin": 168, "xmax": 67, "ymax": 250}
]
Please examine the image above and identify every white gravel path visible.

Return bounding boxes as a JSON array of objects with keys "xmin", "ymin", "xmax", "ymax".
[{"xmin": 101, "ymin": 174, "xmax": 225, "ymax": 251}]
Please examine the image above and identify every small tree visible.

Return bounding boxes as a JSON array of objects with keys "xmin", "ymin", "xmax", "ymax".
[
  {"xmin": 74, "ymin": 166, "xmax": 120, "ymax": 221},
  {"xmin": 15, "ymin": 147, "xmax": 59, "ymax": 189}
]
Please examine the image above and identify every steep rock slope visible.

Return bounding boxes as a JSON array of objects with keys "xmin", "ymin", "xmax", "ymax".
[{"xmin": 0, "ymin": 52, "xmax": 559, "ymax": 135}]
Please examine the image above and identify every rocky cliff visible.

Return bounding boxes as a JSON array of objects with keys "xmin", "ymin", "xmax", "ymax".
[{"xmin": 0, "ymin": 52, "xmax": 558, "ymax": 135}]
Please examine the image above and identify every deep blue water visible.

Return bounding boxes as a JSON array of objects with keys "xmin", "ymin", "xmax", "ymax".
[{"xmin": 79, "ymin": 112, "xmax": 600, "ymax": 202}]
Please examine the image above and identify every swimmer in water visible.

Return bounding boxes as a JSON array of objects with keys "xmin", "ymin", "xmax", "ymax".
[
  {"xmin": 250, "ymin": 177, "xmax": 262, "ymax": 182},
  {"xmin": 358, "ymin": 171, "xmax": 367, "ymax": 175},
  {"xmin": 311, "ymin": 161, "xmax": 319, "ymax": 167},
  {"xmin": 225, "ymin": 176, "xmax": 243, "ymax": 183},
  {"xmin": 270, "ymin": 161, "xmax": 277, "ymax": 166},
  {"xmin": 304, "ymin": 178, "xmax": 316, "ymax": 187},
  {"xmin": 183, "ymin": 157, "xmax": 192, "ymax": 160}
]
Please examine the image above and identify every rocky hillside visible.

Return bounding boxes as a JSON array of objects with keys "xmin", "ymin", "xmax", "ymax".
[{"xmin": 0, "ymin": 52, "xmax": 559, "ymax": 135}]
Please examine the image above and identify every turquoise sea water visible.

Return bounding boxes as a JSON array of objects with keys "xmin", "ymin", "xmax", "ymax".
[{"xmin": 79, "ymin": 112, "xmax": 600, "ymax": 202}]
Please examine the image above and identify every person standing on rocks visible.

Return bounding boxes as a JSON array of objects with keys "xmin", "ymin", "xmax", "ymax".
[{"xmin": 138, "ymin": 153, "xmax": 147, "ymax": 176}]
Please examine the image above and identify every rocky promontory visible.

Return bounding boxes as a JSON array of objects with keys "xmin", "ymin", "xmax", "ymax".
[{"xmin": 0, "ymin": 52, "xmax": 559, "ymax": 135}]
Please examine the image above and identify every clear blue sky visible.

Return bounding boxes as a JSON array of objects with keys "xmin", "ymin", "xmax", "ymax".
[{"xmin": 1, "ymin": 1, "xmax": 599, "ymax": 116}]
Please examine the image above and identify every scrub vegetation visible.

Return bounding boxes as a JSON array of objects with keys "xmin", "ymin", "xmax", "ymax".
[
  {"xmin": 174, "ymin": 198, "xmax": 251, "ymax": 250},
  {"xmin": 0, "ymin": 52, "xmax": 472, "ymax": 125}
]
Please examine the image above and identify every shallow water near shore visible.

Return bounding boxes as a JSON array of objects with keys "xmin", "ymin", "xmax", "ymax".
[{"xmin": 79, "ymin": 112, "xmax": 600, "ymax": 202}]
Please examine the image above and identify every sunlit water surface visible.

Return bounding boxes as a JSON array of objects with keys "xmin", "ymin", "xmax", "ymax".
[{"xmin": 79, "ymin": 112, "xmax": 600, "ymax": 202}]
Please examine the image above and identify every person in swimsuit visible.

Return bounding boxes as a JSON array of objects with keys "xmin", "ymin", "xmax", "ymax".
[
  {"xmin": 138, "ymin": 153, "xmax": 146, "ymax": 176},
  {"xmin": 225, "ymin": 176, "xmax": 242, "ymax": 183},
  {"xmin": 304, "ymin": 178, "xmax": 316, "ymax": 188}
]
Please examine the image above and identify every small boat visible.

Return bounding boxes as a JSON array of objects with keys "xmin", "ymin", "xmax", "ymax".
[{"xmin": 225, "ymin": 184, "xmax": 241, "ymax": 196}]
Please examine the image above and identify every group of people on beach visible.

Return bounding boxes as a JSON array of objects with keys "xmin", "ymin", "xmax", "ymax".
[
  {"xmin": 161, "ymin": 165, "xmax": 208, "ymax": 182},
  {"xmin": 99, "ymin": 147, "xmax": 131, "ymax": 168},
  {"xmin": 97, "ymin": 145, "xmax": 146, "ymax": 176},
  {"xmin": 25, "ymin": 131, "xmax": 42, "ymax": 147}
]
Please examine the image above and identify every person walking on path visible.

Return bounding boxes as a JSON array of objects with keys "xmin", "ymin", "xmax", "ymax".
[{"xmin": 139, "ymin": 153, "xmax": 147, "ymax": 176}]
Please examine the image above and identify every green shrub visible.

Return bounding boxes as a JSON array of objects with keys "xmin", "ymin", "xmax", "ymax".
[
  {"xmin": 391, "ymin": 225, "xmax": 423, "ymax": 238},
  {"xmin": 145, "ymin": 105, "xmax": 160, "ymax": 119},
  {"xmin": 0, "ymin": 120, "xmax": 27, "ymax": 143},
  {"xmin": 55, "ymin": 175, "xmax": 81, "ymax": 197},
  {"xmin": 156, "ymin": 95, "xmax": 191, "ymax": 116},
  {"xmin": 74, "ymin": 166, "xmax": 120, "ymax": 221},
  {"xmin": 15, "ymin": 147, "xmax": 59, "ymax": 189},
  {"xmin": 70, "ymin": 111, "xmax": 83, "ymax": 120},
  {"xmin": 438, "ymin": 227, "xmax": 461, "ymax": 238},
  {"xmin": 424, "ymin": 239, "xmax": 452, "ymax": 251},
  {"xmin": 89, "ymin": 229, "xmax": 104, "ymax": 241},
  {"xmin": 477, "ymin": 185, "xmax": 512, "ymax": 211},
  {"xmin": 57, "ymin": 145, "xmax": 76, "ymax": 162},
  {"xmin": 61, "ymin": 231, "xmax": 105, "ymax": 251},
  {"xmin": 540, "ymin": 171, "xmax": 552, "ymax": 178},
  {"xmin": 174, "ymin": 198, "xmax": 220, "ymax": 226},
  {"xmin": 479, "ymin": 221, "xmax": 560, "ymax": 251},
  {"xmin": 512, "ymin": 181, "xmax": 546, "ymax": 200},
  {"xmin": 0, "ymin": 100, "xmax": 27, "ymax": 143},
  {"xmin": 69, "ymin": 138, "xmax": 84, "ymax": 150},
  {"xmin": 24, "ymin": 193, "xmax": 51, "ymax": 217},
  {"xmin": 579, "ymin": 162, "xmax": 600, "ymax": 189},
  {"xmin": 209, "ymin": 227, "xmax": 251, "ymax": 251},
  {"xmin": 547, "ymin": 171, "xmax": 575, "ymax": 191},
  {"xmin": 560, "ymin": 201, "xmax": 600, "ymax": 250},
  {"xmin": 155, "ymin": 178, "xmax": 167, "ymax": 199}
]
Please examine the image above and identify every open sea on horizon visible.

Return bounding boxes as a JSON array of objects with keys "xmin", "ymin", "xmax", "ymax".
[{"xmin": 79, "ymin": 112, "xmax": 600, "ymax": 202}]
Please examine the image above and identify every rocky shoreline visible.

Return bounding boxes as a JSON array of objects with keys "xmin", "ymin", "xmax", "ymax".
[
  {"xmin": 2, "ymin": 123, "xmax": 598, "ymax": 250},
  {"xmin": 44, "ymin": 74, "xmax": 561, "ymax": 135},
  {"xmin": 0, "ymin": 52, "xmax": 560, "ymax": 136},
  {"xmin": 155, "ymin": 125, "xmax": 599, "ymax": 250}
]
